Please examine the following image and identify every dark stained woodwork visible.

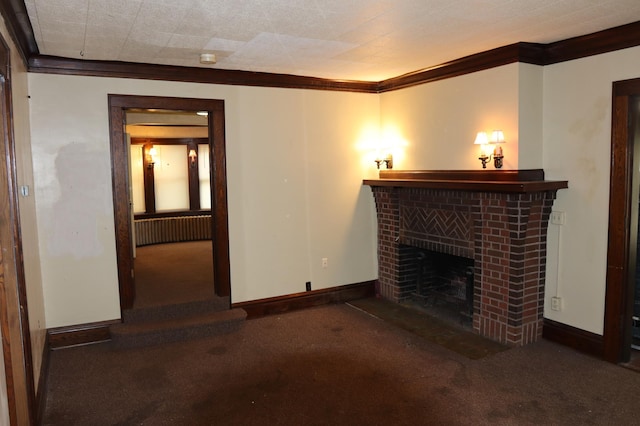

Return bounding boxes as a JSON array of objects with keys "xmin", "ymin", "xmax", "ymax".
[
  {"xmin": 47, "ymin": 320, "xmax": 118, "ymax": 350},
  {"xmin": 0, "ymin": 0, "xmax": 38, "ymax": 65},
  {"xmin": 210, "ymin": 106, "xmax": 231, "ymax": 298},
  {"xmin": 377, "ymin": 42, "xmax": 546, "ymax": 92},
  {"xmin": 141, "ymin": 144, "xmax": 156, "ymax": 213},
  {"xmin": 232, "ymin": 281, "xmax": 376, "ymax": 320},
  {"xmin": 110, "ymin": 95, "xmax": 232, "ymax": 307},
  {"xmin": 108, "ymin": 100, "xmax": 135, "ymax": 309},
  {"xmin": 542, "ymin": 319, "xmax": 604, "ymax": 359},
  {"xmin": 379, "ymin": 169, "xmax": 546, "ymax": 181},
  {"xmin": 603, "ymin": 79, "xmax": 640, "ymax": 363},
  {"xmin": 364, "ymin": 169, "xmax": 567, "ymax": 193},
  {"xmin": 0, "ymin": 31, "xmax": 36, "ymax": 425},
  {"xmin": 15, "ymin": 20, "xmax": 640, "ymax": 94},
  {"xmin": 28, "ymin": 55, "xmax": 378, "ymax": 93},
  {"xmin": 545, "ymin": 21, "xmax": 640, "ymax": 65}
]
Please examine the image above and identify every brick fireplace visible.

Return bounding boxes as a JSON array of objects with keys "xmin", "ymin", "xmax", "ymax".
[{"xmin": 364, "ymin": 170, "xmax": 568, "ymax": 346}]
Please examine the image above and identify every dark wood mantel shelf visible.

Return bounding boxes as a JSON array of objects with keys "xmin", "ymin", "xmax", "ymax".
[{"xmin": 363, "ymin": 169, "xmax": 568, "ymax": 193}]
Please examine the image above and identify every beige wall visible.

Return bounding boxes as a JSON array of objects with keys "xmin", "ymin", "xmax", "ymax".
[
  {"xmin": 379, "ymin": 63, "xmax": 523, "ymax": 170},
  {"xmin": 543, "ymin": 46, "xmax": 640, "ymax": 334},
  {"xmin": 23, "ymin": 39, "xmax": 640, "ymax": 337},
  {"xmin": 27, "ymin": 74, "xmax": 380, "ymax": 327}
]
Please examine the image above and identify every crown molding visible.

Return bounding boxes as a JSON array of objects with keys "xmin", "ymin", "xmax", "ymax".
[
  {"xmin": 377, "ymin": 42, "xmax": 545, "ymax": 92},
  {"xmin": 2, "ymin": 2, "xmax": 639, "ymax": 93},
  {"xmin": 0, "ymin": 0, "xmax": 38, "ymax": 64},
  {"xmin": 27, "ymin": 55, "xmax": 378, "ymax": 93}
]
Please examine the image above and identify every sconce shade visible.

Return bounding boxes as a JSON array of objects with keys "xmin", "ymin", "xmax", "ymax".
[
  {"xmin": 474, "ymin": 132, "xmax": 489, "ymax": 145},
  {"xmin": 490, "ymin": 130, "xmax": 505, "ymax": 144}
]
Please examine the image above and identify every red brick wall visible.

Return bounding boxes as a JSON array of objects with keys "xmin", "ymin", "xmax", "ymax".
[{"xmin": 371, "ymin": 186, "xmax": 555, "ymax": 346}]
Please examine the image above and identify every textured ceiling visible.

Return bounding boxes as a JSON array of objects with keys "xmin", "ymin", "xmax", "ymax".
[{"xmin": 23, "ymin": 0, "xmax": 640, "ymax": 82}]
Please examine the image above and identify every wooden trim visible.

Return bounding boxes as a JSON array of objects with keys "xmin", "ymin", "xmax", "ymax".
[
  {"xmin": 543, "ymin": 319, "xmax": 604, "ymax": 359},
  {"xmin": 544, "ymin": 21, "xmax": 640, "ymax": 65},
  {"xmin": 379, "ymin": 169, "xmax": 546, "ymax": 181},
  {"xmin": 363, "ymin": 179, "xmax": 567, "ymax": 193},
  {"xmin": 210, "ymin": 105, "xmax": 231, "ymax": 298},
  {"xmin": 0, "ymin": 0, "xmax": 38, "ymax": 66},
  {"xmin": 47, "ymin": 320, "xmax": 118, "ymax": 350},
  {"xmin": 377, "ymin": 42, "xmax": 545, "ymax": 92},
  {"xmin": 109, "ymin": 95, "xmax": 232, "ymax": 308},
  {"xmin": 233, "ymin": 281, "xmax": 376, "ymax": 319},
  {"xmin": 603, "ymin": 79, "xmax": 640, "ymax": 363},
  {"xmin": 0, "ymin": 30, "xmax": 36, "ymax": 425},
  {"xmin": 28, "ymin": 55, "xmax": 378, "ymax": 93}
]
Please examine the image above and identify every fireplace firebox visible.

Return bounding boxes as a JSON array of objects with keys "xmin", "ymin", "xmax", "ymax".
[{"xmin": 364, "ymin": 170, "xmax": 568, "ymax": 346}]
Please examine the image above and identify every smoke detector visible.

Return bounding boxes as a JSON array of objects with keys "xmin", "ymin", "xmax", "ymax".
[{"xmin": 199, "ymin": 53, "xmax": 216, "ymax": 64}]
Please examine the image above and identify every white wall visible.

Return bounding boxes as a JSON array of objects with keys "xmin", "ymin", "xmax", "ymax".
[
  {"xmin": 28, "ymin": 74, "xmax": 380, "ymax": 327},
  {"xmin": 543, "ymin": 46, "xmax": 640, "ymax": 334}
]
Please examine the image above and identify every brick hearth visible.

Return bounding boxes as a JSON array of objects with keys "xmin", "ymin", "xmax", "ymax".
[{"xmin": 364, "ymin": 170, "xmax": 567, "ymax": 346}]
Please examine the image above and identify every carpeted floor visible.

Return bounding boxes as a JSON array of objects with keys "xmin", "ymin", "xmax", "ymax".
[
  {"xmin": 134, "ymin": 241, "xmax": 214, "ymax": 308},
  {"xmin": 43, "ymin": 303, "xmax": 640, "ymax": 425}
]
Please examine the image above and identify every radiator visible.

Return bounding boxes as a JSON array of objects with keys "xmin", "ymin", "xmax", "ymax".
[{"xmin": 134, "ymin": 215, "xmax": 212, "ymax": 246}]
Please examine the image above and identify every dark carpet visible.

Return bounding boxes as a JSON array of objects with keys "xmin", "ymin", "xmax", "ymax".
[
  {"xmin": 43, "ymin": 303, "xmax": 640, "ymax": 425},
  {"xmin": 134, "ymin": 241, "xmax": 214, "ymax": 308},
  {"xmin": 348, "ymin": 297, "xmax": 508, "ymax": 360}
]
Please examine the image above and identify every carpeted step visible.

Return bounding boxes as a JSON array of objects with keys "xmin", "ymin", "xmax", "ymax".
[
  {"xmin": 122, "ymin": 297, "xmax": 231, "ymax": 324},
  {"xmin": 110, "ymin": 308, "xmax": 247, "ymax": 348}
]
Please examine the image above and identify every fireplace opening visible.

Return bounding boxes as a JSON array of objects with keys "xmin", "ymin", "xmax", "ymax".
[{"xmin": 400, "ymin": 245, "xmax": 474, "ymax": 327}]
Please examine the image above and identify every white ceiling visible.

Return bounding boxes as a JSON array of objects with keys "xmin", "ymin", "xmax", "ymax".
[{"xmin": 23, "ymin": 0, "xmax": 640, "ymax": 82}]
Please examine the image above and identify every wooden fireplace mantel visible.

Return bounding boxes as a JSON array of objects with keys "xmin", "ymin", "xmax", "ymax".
[{"xmin": 363, "ymin": 169, "xmax": 568, "ymax": 193}]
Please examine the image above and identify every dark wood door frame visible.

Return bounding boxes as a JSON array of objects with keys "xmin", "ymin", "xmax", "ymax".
[
  {"xmin": 604, "ymin": 78, "xmax": 640, "ymax": 363},
  {"xmin": 109, "ymin": 95, "xmax": 231, "ymax": 310},
  {"xmin": 0, "ymin": 33, "xmax": 36, "ymax": 424}
]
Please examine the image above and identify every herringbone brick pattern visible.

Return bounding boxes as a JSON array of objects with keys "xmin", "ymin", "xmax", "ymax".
[{"xmin": 401, "ymin": 207, "xmax": 470, "ymax": 241}]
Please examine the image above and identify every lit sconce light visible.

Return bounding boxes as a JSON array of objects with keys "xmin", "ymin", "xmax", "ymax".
[
  {"xmin": 474, "ymin": 130, "xmax": 506, "ymax": 169},
  {"xmin": 474, "ymin": 132, "xmax": 490, "ymax": 169},
  {"xmin": 188, "ymin": 149, "xmax": 197, "ymax": 168},
  {"xmin": 490, "ymin": 130, "xmax": 505, "ymax": 169},
  {"xmin": 146, "ymin": 146, "xmax": 158, "ymax": 169}
]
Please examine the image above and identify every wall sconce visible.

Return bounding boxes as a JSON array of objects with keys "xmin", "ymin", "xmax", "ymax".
[
  {"xmin": 188, "ymin": 149, "xmax": 197, "ymax": 168},
  {"xmin": 375, "ymin": 153, "xmax": 393, "ymax": 169},
  {"xmin": 474, "ymin": 132, "xmax": 491, "ymax": 168},
  {"xmin": 490, "ymin": 130, "xmax": 505, "ymax": 168},
  {"xmin": 146, "ymin": 146, "xmax": 158, "ymax": 169},
  {"xmin": 474, "ymin": 130, "xmax": 506, "ymax": 169}
]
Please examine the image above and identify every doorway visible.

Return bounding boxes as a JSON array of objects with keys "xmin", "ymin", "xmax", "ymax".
[
  {"xmin": 604, "ymin": 78, "xmax": 640, "ymax": 363},
  {"xmin": 109, "ymin": 95, "xmax": 231, "ymax": 311}
]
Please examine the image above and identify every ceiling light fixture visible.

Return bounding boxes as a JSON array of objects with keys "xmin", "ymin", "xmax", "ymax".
[{"xmin": 199, "ymin": 53, "xmax": 216, "ymax": 64}]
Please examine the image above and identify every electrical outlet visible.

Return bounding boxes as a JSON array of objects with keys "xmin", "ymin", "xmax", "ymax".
[
  {"xmin": 322, "ymin": 258, "xmax": 328, "ymax": 268},
  {"xmin": 551, "ymin": 296, "xmax": 562, "ymax": 311},
  {"xmin": 306, "ymin": 281, "xmax": 311, "ymax": 291},
  {"xmin": 550, "ymin": 211, "xmax": 565, "ymax": 225}
]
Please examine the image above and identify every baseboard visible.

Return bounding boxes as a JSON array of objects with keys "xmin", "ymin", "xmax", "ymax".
[
  {"xmin": 232, "ymin": 280, "xmax": 376, "ymax": 319},
  {"xmin": 35, "ymin": 334, "xmax": 50, "ymax": 425},
  {"xmin": 47, "ymin": 319, "xmax": 120, "ymax": 350},
  {"xmin": 543, "ymin": 318, "xmax": 604, "ymax": 358}
]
